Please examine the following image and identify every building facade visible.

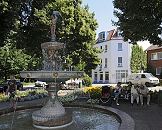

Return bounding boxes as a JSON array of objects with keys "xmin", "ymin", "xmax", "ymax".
[
  {"xmin": 146, "ymin": 45, "xmax": 162, "ymax": 78},
  {"xmin": 92, "ymin": 29, "xmax": 131, "ymax": 84}
]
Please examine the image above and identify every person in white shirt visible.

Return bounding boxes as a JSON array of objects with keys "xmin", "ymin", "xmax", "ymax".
[
  {"xmin": 139, "ymin": 85, "xmax": 150, "ymax": 106},
  {"xmin": 131, "ymin": 84, "xmax": 139, "ymax": 106}
]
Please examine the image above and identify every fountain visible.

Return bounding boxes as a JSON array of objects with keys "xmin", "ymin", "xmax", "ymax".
[
  {"xmin": 20, "ymin": 11, "xmax": 83, "ymax": 129},
  {"xmin": 13, "ymin": 11, "xmax": 134, "ymax": 130},
  {"xmin": 0, "ymin": 3, "xmax": 133, "ymax": 127}
]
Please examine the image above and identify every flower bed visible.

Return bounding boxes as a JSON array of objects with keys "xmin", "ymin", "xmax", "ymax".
[{"xmin": 0, "ymin": 89, "xmax": 48, "ymax": 102}]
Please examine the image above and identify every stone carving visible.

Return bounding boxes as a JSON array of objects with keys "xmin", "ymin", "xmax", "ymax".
[{"xmin": 51, "ymin": 11, "xmax": 62, "ymax": 41}]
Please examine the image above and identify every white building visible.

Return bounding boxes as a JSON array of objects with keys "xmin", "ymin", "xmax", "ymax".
[{"xmin": 92, "ymin": 29, "xmax": 132, "ymax": 84}]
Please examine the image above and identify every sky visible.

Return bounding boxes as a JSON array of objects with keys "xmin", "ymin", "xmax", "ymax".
[
  {"xmin": 82, "ymin": 0, "xmax": 151, "ymax": 50},
  {"xmin": 82, "ymin": 0, "xmax": 116, "ymax": 35}
]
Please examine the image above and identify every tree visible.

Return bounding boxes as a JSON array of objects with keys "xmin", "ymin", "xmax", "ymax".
[
  {"xmin": 130, "ymin": 44, "xmax": 147, "ymax": 73},
  {"xmin": 23, "ymin": 0, "xmax": 100, "ymax": 75},
  {"xmin": 113, "ymin": 0, "xmax": 162, "ymax": 45},
  {"xmin": 0, "ymin": 40, "xmax": 37, "ymax": 80},
  {"xmin": 0, "ymin": 0, "xmax": 100, "ymax": 75}
]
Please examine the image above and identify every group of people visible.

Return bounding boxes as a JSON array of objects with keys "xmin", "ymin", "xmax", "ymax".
[
  {"xmin": 113, "ymin": 82, "xmax": 150, "ymax": 106},
  {"xmin": 130, "ymin": 83, "xmax": 150, "ymax": 106}
]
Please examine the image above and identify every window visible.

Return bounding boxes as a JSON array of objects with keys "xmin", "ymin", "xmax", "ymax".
[
  {"xmin": 156, "ymin": 67, "xmax": 162, "ymax": 75},
  {"xmin": 99, "ymin": 59, "xmax": 102, "ymax": 71},
  {"xmin": 118, "ymin": 43, "xmax": 122, "ymax": 51},
  {"xmin": 94, "ymin": 72, "xmax": 97, "ymax": 80},
  {"xmin": 105, "ymin": 58, "xmax": 107, "ymax": 68},
  {"xmin": 105, "ymin": 45, "xmax": 107, "ymax": 52},
  {"xmin": 100, "ymin": 72, "xmax": 103, "ymax": 80},
  {"xmin": 105, "ymin": 72, "xmax": 109, "ymax": 80},
  {"xmin": 116, "ymin": 70, "xmax": 128, "ymax": 82},
  {"xmin": 157, "ymin": 52, "xmax": 162, "ymax": 59},
  {"xmin": 98, "ymin": 32, "xmax": 105, "ymax": 42},
  {"xmin": 118, "ymin": 57, "xmax": 122, "ymax": 67},
  {"xmin": 151, "ymin": 53, "xmax": 157, "ymax": 60},
  {"xmin": 141, "ymin": 74, "xmax": 146, "ymax": 78},
  {"xmin": 100, "ymin": 46, "xmax": 102, "ymax": 50}
]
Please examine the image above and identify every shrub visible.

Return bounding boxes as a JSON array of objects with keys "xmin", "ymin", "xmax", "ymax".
[
  {"xmin": 0, "ymin": 94, "xmax": 9, "ymax": 102},
  {"xmin": 160, "ymin": 79, "xmax": 162, "ymax": 86},
  {"xmin": 82, "ymin": 74, "xmax": 92, "ymax": 87},
  {"xmin": 84, "ymin": 86, "xmax": 101, "ymax": 99},
  {"xmin": 0, "ymin": 89, "xmax": 48, "ymax": 102}
]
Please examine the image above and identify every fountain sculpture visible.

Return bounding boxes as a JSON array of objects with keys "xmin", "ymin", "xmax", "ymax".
[{"xmin": 20, "ymin": 11, "xmax": 83, "ymax": 129}]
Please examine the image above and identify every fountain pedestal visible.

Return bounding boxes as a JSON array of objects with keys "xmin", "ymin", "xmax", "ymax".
[{"xmin": 32, "ymin": 83, "xmax": 73, "ymax": 129}]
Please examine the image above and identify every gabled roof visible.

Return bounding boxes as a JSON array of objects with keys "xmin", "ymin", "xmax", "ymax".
[
  {"xmin": 106, "ymin": 29, "xmax": 115, "ymax": 40},
  {"xmin": 146, "ymin": 45, "xmax": 162, "ymax": 51}
]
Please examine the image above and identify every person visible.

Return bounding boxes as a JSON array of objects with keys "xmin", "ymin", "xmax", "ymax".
[
  {"xmin": 131, "ymin": 84, "xmax": 140, "ymax": 106},
  {"xmin": 6, "ymin": 76, "xmax": 17, "ymax": 109},
  {"xmin": 114, "ymin": 82, "xmax": 122, "ymax": 105},
  {"xmin": 139, "ymin": 84, "xmax": 150, "ymax": 106}
]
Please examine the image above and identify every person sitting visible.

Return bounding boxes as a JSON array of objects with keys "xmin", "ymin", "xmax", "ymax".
[
  {"xmin": 100, "ymin": 85, "xmax": 112, "ymax": 106},
  {"xmin": 131, "ymin": 84, "xmax": 139, "ymax": 106},
  {"xmin": 114, "ymin": 82, "xmax": 122, "ymax": 106},
  {"xmin": 139, "ymin": 85, "xmax": 150, "ymax": 106}
]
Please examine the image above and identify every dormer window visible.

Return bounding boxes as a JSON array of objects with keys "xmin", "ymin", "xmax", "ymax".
[{"xmin": 98, "ymin": 32, "xmax": 105, "ymax": 42}]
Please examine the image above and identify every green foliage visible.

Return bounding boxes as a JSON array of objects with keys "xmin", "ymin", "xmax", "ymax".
[
  {"xmin": 0, "ymin": 0, "xmax": 100, "ymax": 75},
  {"xmin": 0, "ymin": 94, "xmax": 9, "ymax": 102},
  {"xmin": 84, "ymin": 86, "xmax": 101, "ymax": 99},
  {"xmin": 58, "ymin": 93, "xmax": 77, "ymax": 103},
  {"xmin": 82, "ymin": 74, "xmax": 92, "ymax": 87},
  {"xmin": 0, "ymin": 41, "xmax": 38, "ymax": 80},
  {"xmin": 113, "ymin": 0, "xmax": 162, "ymax": 45},
  {"xmin": 160, "ymin": 79, "xmax": 162, "ymax": 86},
  {"xmin": 130, "ymin": 44, "xmax": 147, "ymax": 73},
  {"xmin": 0, "ymin": 89, "xmax": 48, "ymax": 102}
]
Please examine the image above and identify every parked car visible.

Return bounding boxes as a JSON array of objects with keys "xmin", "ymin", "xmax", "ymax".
[
  {"xmin": 0, "ymin": 79, "xmax": 23, "ymax": 93},
  {"xmin": 35, "ymin": 81, "xmax": 48, "ymax": 88},
  {"xmin": 126, "ymin": 73, "xmax": 159, "ymax": 87}
]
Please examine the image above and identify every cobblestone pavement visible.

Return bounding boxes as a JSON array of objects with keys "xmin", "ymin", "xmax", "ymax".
[{"xmin": 112, "ymin": 100, "xmax": 162, "ymax": 130}]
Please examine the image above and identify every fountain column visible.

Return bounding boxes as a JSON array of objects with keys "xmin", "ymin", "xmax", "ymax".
[
  {"xmin": 32, "ymin": 11, "xmax": 73, "ymax": 129},
  {"xmin": 20, "ymin": 10, "xmax": 84, "ymax": 129}
]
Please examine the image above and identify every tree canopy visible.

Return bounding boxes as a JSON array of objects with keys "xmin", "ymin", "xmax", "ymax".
[
  {"xmin": 0, "ymin": 41, "xmax": 38, "ymax": 80},
  {"xmin": 0, "ymin": 0, "xmax": 100, "ymax": 76},
  {"xmin": 113, "ymin": 0, "xmax": 162, "ymax": 45},
  {"xmin": 130, "ymin": 44, "xmax": 147, "ymax": 73}
]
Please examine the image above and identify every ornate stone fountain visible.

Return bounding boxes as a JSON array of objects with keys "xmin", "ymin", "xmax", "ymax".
[{"xmin": 20, "ymin": 11, "xmax": 83, "ymax": 129}]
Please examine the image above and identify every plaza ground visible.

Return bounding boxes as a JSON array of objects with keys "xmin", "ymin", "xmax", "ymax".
[{"xmin": 0, "ymin": 93, "xmax": 162, "ymax": 130}]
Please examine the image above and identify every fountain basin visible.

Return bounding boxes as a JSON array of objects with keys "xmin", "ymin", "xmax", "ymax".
[
  {"xmin": 0, "ymin": 104, "xmax": 134, "ymax": 130},
  {"xmin": 0, "ymin": 107, "xmax": 120, "ymax": 130},
  {"xmin": 32, "ymin": 111, "xmax": 73, "ymax": 129}
]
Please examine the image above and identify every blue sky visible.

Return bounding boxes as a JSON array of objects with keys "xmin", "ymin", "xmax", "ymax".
[
  {"xmin": 82, "ymin": 0, "xmax": 117, "ymax": 35},
  {"xmin": 82, "ymin": 0, "xmax": 151, "ymax": 50}
]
